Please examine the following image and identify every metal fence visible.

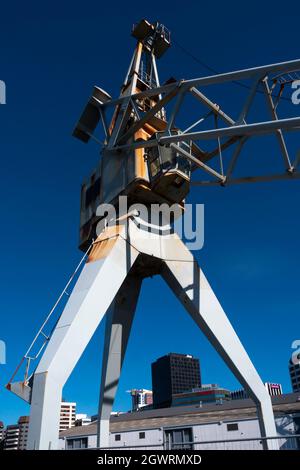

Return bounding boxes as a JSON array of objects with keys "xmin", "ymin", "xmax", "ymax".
[{"xmin": 97, "ymin": 435, "xmax": 300, "ymax": 451}]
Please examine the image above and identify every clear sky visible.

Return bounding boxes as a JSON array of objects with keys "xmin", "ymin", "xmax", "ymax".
[{"xmin": 0, "ymin": 1, "xmax": 299, "ymax": 425}]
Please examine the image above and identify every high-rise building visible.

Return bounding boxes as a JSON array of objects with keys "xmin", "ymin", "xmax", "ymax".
[
  {"xmin": 1, "ymin": 402, "xmax": 77, "ymax": 451},
  {"xmin": 18, "ymin": 416, "xmax": 29, "ymax": 450},
  {"xmin": 289, "ymin": 356, "xmax": 300, "ymax": 392},
  {"xmin": 129, "ymin": 389, "xmax": 153, "ymax": 411},
  {"xmin": 60, "ymin": 402, "xmax": 76, "ymax": 432},
  {"xmin": 3, "ymin": 424, "xmax": 20, "ymax": 450},
  {"xmin": 264, "ymin": 382, "xmax": 283, "ymax": 396},
  {"xmin": 152, "ymin": 353, "xmax": 201, "ymax": 408}
]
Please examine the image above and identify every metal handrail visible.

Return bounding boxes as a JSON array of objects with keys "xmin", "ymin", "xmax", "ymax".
[{"xmin": 76, "ymin": 434, "xmax": 300, "ymax": 451}]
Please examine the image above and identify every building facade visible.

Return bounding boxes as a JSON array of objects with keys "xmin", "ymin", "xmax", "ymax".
[
  {"xmin": 172, "ymin": 384, "xmax": 231, "ymax": 407},
  {"xmin": 289, "ymin": 357, "xmax": 300, "ymax": 392},
  {"xmin": 231, "ymin": 384, "xmax": 283, "ymax": 400},
  {"xmin": 3, "ymin": 424, "xmax": 20, "ymax": 450},
  {"xmin": 0, "ymin": 421, "xmax": 5, "ymax": 448},
  {"xmin": 75, "ymin": 414, "xmax": 91, "ymax": 426},
  {"xmin": 1, "ymin": 402, "xmax": 77, "ymax": 450},
  {"xmin": 152, "ymin": 353, "xmax": 201, "ymax": 408},
  {"xmin": 60, "ymin": 402, "xmax": 76, "ymax": 432},
  {"xmin": 129, "ymin": 389, "xmax": 153, "ymax": 411},
  {"xmin": 59, "ymin": 393, "xmax": 300, "ymax": 451},
  {"xmin": 18, "ymin": 416, "xmax": 29, "ymax": 450},
  {"xmin": 265, "ymin": 382, "xmax": 283, "ymax": 396},
  {"xmin": 231, "ymin": 389, "xmax": 249, "ymax": 400}
]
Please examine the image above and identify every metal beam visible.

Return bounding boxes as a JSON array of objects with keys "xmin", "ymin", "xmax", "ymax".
[
  {"xmin": 191, "ymin": 171, "xmax": 300, "ymax": 186},
  {"xmin": 117, "ymin": 87, "xmax": 179, "ymax": 144},
  {"xmin": 161, "ymin": 245, "xmax": 278, "ymax": 450},
  {"xmin": 99, "ymin": 59, "xmax": 300, "ymax": 109},
  {"xmin": 160, "ymin": 117, "xmax": 300, "ymax": 144},
  {"xmin": 190, "ymin": 87, "xmax": 235, "ymax": 126},
  {"xmin": 183, "ymin": 59, "xmax": 300, "ymax": 89},
  {"xmin": 170, "ymin": 143, "xmax": 225, "ymax": 181},
  {"xmin": 109, "ymin": 117, "xmax": 300, "ymax": 153},
  {"xmin": 236, "ymin": 76, "xmax": 262, "ymax": 125},
  {"xmin": 262, "ymin": 79, "xmax": 293, "ymax": 171},
  {"xmin": 225, "ymin": 136, "xmax": 248, "ymax": 180},
  {"xmin": 97, "ymin": 274, "xmax": 142, "ymax": 448}
]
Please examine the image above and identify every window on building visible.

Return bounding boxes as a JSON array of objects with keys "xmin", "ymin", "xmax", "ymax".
[
  {"xmin": 227, "ymin": 423, "xmax": 239, "ymax": 431},
  {"xmin": 165, "ymin": 428, "xmax": 193, "ymax": 450},
  {"xmin": 115, "ymin": 434, "xmax": 121, "ymax": 441},
  {"xmin": 66, "ymin": 438, "xmax": 88, "ymax": 449},
  {"xmin": 139, "ymin": 432, "xmax": 145, "ymax": 439}
]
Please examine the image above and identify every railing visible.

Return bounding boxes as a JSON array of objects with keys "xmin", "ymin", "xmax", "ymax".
[{"xmin": 84, "ymin": 435, "xmax": 300, "ymax": 451}]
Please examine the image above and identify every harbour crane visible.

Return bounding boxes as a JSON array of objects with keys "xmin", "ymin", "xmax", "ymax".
[{"xmin": 7, "ymin": 19, "xmax": 300, "ymax": 450}]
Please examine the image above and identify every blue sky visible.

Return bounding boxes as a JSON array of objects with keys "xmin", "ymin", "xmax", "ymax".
[{"xmin": 0, "ymin": 1, "xmax": 299, "ymax": 425}]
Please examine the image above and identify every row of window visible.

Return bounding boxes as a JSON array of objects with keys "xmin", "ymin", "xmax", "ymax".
[
  {"xmin": 114, "ymin": 423, "xmax": 239, "ymax": 442},
  {"xmin": 66, "ymin": 422, "xmax": 240, "ymax": 450}
]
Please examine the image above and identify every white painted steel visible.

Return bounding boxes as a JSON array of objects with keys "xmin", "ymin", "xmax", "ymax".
[
  {"xmin": 27, "ymin": 212, "xmax": 278, "ymax": 450},
  {"xmin": 97, "ymin": 275, "xmax": 142, "ymax": 448},
  {"xmin": 27, "ymin": 228, "xmax": 139, "ymax": 449}
]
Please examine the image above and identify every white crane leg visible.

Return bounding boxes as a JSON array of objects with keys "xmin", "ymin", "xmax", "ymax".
[
  {"xmin": 27, "ymin": 228, "xmax": 139, "ymax": 449},
  {"xmin": 161, "ymin": 237, "xmax": 278, "ymax": 450},
  {"xmin": 97, "ymin": 274, "xmax": 142, "ymax": 448}
]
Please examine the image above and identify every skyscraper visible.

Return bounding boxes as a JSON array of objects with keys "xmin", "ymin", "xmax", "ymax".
[
  {"xmin": 151, "ymin": 353, "xmax": 201, "ymax": 408},
  {"xmin": 289, "ymin": 355, "xmax": 300, "ymax": 392},
  {"xmin": 3, "ymin": 425, "xmax": 19, "ymax": 450}
]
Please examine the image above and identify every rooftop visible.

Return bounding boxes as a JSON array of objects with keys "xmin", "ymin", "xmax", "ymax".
[{"xmin": 60, "ymin": 392, "xmax": 300, "ymax": 438}]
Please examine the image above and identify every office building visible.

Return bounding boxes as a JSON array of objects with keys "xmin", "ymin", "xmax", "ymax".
[
  {"xmin": 152, "ymin": 353, "xmax": 201, "ymax": 408},
  {"xmin": 172, "ymin": 384, "xmax": 231, "ymax": 407},
  {"xmin": 289, "ymin": 356, "xmax": 300, "ymax": 392},
  {"xmin": 129, "ymin": 389, "xmax": 153, "ymax": 411}
]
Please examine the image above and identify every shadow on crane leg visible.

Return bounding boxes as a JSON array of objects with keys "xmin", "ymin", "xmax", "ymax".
[
  {"xmin": 161, "ymin": 243, "xmax": 278, "ymax": 450},
  {"xmin": 97, "ymin": 274, "xmax": 142, "ymax": 448},
  {"xmin": 27, "ymin": 229, "xmax": 139, "ymax": 450}
]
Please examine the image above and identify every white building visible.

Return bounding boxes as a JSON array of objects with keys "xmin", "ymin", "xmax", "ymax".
[
  {"xmin": 60, "ymin": 402, "xmax": 76, "ymax": 432},
  {"xmin": 59, "ymin": 393, "xmax": 300, "ymax": 450},
  {"xmin": 129, "ymin": 389, "xmax": 153, "ymax": 411},
  {"xmin": 75, "ymin": 414, "xmax": 91, "ymax": 426}
]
